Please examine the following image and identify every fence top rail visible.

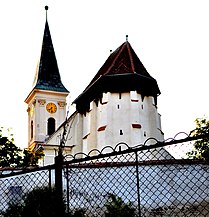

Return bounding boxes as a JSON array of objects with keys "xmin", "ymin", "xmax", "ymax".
[
  {"xmin": 64, "ymin": 159, "xmax": 207, "ymax": 169},
  {"xmin": 63, "ymin": 133, "xmax": 209, "ymax": 165},
  {"xmin": 0, "ymin": 164, "xmax": 55, "ymax": 178}
]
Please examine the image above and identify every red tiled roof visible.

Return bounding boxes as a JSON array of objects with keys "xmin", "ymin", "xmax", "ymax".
[
  {"xmin": 86, "ymin": 41, "xmax": 152, "ymax": 89},
  {"xmin": 73, "ymin": 41, "xmax": 160, "ymax": 114}
]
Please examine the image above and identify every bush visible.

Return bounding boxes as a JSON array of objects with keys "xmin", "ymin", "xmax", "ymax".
[
  {"xmin": 2, "ymin": 186, "xmax": 86, "ymax": 217},
  {"xmin": 105, "ymin": 193, "xmax": 135, "ymax": 217},
  {"xmin": 1, "ymin": 203, "xmax": 23, "ymax": 217},
  {"xmin": 22, "ymin": 186, "xmax": 61, "ymax": 217}
]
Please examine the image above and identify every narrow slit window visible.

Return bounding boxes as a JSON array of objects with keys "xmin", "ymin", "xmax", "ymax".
[{"xmin": 30, "ymin": 121, "xmax": 33, "ymax": 139}]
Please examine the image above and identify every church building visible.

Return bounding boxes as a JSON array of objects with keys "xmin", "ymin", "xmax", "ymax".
[{"xmin": 25, "ymin": 7, "xmax": 165, "ymax": 165}]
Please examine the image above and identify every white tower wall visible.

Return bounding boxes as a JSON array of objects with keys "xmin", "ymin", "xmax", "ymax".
[
  {"xmin": 79, "ymin": 91, "xmax": 164, "ymax": 152},
  {"xmin": 26, "ymin": 91, "xmax": 68, "ymax": 148}
]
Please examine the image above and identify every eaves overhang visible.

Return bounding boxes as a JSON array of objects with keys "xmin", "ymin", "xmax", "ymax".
[
  {"xmin": 73, "ymin": 73, "xmax": 160, "ymax": 113},
  {"xmin": 25, "ymin": 88, "xmax": 69, "ymax": 104}
]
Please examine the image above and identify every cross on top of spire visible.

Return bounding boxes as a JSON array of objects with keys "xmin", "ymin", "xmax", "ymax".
[{"xmin": 45, "ymin": 5, "xmax": 49, "ymax": 20}]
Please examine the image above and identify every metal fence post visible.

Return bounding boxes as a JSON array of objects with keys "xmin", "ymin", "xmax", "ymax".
[
  {"xmin": 55, "ymin": 154, "xmax": 65, "ymax": 216},
  {"xmin": 66, "ymin": 164, "xmax": 70, "ymax": 213},
  {"xmin": 135, "ymin": 151, "xmax": 141, "ymax": 217}
]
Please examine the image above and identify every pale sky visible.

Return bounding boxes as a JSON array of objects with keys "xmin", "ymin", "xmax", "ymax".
[{"xmin": 0, "ymin": 0, "xmax": 208, "ymax": 149}]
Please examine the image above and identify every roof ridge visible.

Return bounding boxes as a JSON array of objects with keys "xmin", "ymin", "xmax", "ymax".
[
  {"xmin": 103, "ymin": 42, "xmax": 127, "ymax": 76},
  {"xmin": 126, "ymin": 42, "xmax": 135, "ymax": 72}
]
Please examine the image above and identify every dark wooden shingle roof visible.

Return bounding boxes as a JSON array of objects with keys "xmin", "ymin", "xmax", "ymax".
[
  {"xmin": 74, "ymin": 41, "xmax": 160, "ymax": 114},
  {"xmin": 87, "ymin": 41, "xmax": 152, "ymax": 86},
  {"xmin": 33, "ymin": 20, "xmax": 69, "ymax": 93},
  {"xmin": 73, "ymin": 41, "xmax": 160, "ymax": 113}
]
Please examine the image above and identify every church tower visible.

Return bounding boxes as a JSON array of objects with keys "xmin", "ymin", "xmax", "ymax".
[
  {"xmin": 25, "ymin": 7, "xmax": 69, "ymax": 153},
  {"xmin": 73, "ymin": 37, "xmax": 164, "ymax": 153}
]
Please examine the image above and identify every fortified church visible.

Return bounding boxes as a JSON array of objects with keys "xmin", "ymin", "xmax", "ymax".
[{"xmin": 25, "ymin": 8, "xmax": 166, "ymax": 165}]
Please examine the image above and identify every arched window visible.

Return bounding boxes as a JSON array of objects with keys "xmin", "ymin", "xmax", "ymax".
[
  {"xmin": 30, "ymin": 121, "xmax": 33, "ymax": 139},
  {"xmin": 48, "ymin": 118, "xmax": 56, "ymax": 136}
]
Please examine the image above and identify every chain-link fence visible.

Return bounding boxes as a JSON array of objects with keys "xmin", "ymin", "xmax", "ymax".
[
  {"xmin": 0, "ymin": 166, "xmax": 55, "ymax": 216},
  {"xmin": 0, "ymin": 134, "xmax": 209, "ymax": 217},
  {"xmin": 63, "ymin": 135, "xmax": 209, "ymax": 217}
]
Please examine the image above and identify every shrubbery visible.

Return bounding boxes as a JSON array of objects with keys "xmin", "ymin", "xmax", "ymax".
[
  {"xmin": 1, "ymin": 187, "xmax": 136, "ymax": 217},
  {"xmin": 105, "ymin": 193, "xmax": 136, "ymax": 217},
  {"xmin": 1, "ymin": 186, "xmax": 85, "ymax": 217}
]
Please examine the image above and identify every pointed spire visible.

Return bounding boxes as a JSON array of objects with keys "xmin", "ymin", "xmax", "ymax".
[{"xmin": 33, "ymin": 7, "xmax": 69, "ymax": 93}]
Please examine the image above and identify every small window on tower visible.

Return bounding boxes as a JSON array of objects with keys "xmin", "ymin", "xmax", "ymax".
[
  {"xmin": 31, "ymin": 121, "xmax": 33, "ymax": 140},
  {"xmin": 48, "ymin": 118, "xmax": 56, "ymax": 136},
  {"xmin": 119, "ymin": 93, "xmax": 122, "ymax": 99}
]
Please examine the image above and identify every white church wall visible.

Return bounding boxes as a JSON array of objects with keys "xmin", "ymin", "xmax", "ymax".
[
  {"xmin": 41, "ymin": 149, "xmax": 56, "ymax": 165},
  {"xmin": 85, "ymin": 102, "xmax": 98, "ymax": 153},
  {"xmin": 97, "ymin": 96, "xmax": 108, "ymax": 150},
  {"xmin": 139, "ymin": 96, "xmax": 164, "ymax": 144},
  {"xmin": 93, "ymin": 92, "xmax": 164, "ymax": 150},
  {"xmin": 42, "ymin": 90, "xmax": 165, "ymax": 164},
  {"xmin": 69, "ymin": 113, "xmax": 83, "ymax": 156},
  {"xmin": 107, "ymin": 92, "xmax": 131, "ymax": 146},
  {"xmin": 65, "ymin": 162, "xmax": 209, "ymax": 215},
  {"xmin": 130, "ymin": 91, "xmax": 143, "ymax": 146},
  {"xmin": 83, "ymin": 112, "xmax": 90, "ymax": 140},
  {"xmin": 0, "ymin": 168, "xmax": 55, "ymax": 212}
]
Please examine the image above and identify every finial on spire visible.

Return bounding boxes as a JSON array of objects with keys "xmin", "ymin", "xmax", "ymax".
[
  {"xmin": 126, "ymin": 35, "xmax": 128, "ymax": 41},
  {"xmin": 45, "ymin": 6, "xmax": 49, "ymax": 20}
]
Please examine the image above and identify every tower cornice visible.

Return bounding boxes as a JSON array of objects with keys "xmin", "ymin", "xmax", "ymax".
[{"xmin": 25, "ymin": 88, "xmax": 69, "ymax": 104}]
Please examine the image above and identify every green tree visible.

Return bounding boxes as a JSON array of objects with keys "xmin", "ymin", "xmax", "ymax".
[
  {"xmin": 0, "ymin": 127, "xmax": 43, "ymax": 168},
  {"xmin": 105, "ymin": 194, "xmax": 135, "ymax": 217},
  {"xmin": 21, "ymin": 148, "xmax": 44, "ymax": 167},
  {"xmin": 187, "ymin": 117, "xmax": 209, "ymax": 162},
  {"xmin": 0, "ymin": 127, "xmax": 23, "ymax": 167}
]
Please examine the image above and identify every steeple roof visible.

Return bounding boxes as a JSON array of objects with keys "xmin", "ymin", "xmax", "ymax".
[
  {"xmin": 73, "ymin": 40, "xmax": 160, "ymax": 113},
  {"xmin": 33, "ymin": 18, "xmax": 69, "ymax": 93},
  {"xmin": 87, "ymin": 41, "xmax": 152, "ymax": 86}
]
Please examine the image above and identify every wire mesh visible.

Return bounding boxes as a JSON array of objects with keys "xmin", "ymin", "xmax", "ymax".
[
  {"xmin": 0, "ymin": 135, "xmax": 209, "ymax": 216},
  {"xmin": 63, "ymin": 141, "xmax": 209, "ymax": 216},
  {"xmin": 0, "ymin": 168, "xmax": 54, "ymax": 215}
]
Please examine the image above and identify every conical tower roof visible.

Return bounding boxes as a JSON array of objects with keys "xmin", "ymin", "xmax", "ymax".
[
  {"xmin": 73, "ymin": 40, "xmax": 160, "ymax": 113},
  {"xmin": 88, "ymin": 40, "xmax": 152, "ymax": 86},
  {"xmin": 33, "ymin": 14, "xmax": 68, "ymax": 93}
]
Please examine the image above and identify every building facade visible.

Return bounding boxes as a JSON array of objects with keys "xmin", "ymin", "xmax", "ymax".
[
  {"xmin": 25, "ymin": 9, "xmax": 165, "ymax": 165},
  {"xmin": 25, "ymin": 15, "xmax": 69, "ymax": 164}
]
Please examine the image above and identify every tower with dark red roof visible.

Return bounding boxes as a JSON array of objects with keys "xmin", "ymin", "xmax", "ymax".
[
  {"xmin": 71, "ymin": 38, "xmax": 164, "ymax": 153},
  {"xmin": 73, "ymin": 39, "xmax": 160, "ymax": 114},
  {"xmin": 25, "ymin": 7, "xmax": 69, "ymax": 158}
]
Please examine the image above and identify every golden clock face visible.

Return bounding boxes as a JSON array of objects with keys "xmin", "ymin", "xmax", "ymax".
[{"xmin": 46, "ymin": 103, "xmax": 57, "ymax": 114}]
